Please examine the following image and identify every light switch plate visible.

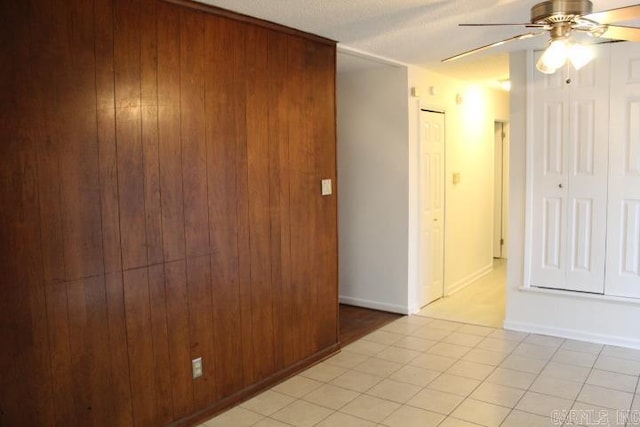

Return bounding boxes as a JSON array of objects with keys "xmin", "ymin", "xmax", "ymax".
[
  {"xmin": 321, "ymin": 179, "xmax": 332, "ymax": 196},
  {"xmin": 452, "ymin": 173, "xmax": 461, "ymax": 185},
  {"xmin": 192, "ymin": 357, "xmax": 203, "ymax": 379}
]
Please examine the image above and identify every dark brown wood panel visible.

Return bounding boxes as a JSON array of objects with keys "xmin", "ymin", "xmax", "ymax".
[
  {"xmin": 114, "ymin": 0, "xmax": 148, "ymax": 271},
  {"xmin": 157, "ymin": 1, "xmax": 187, "ymax": 263},
  {"xmin": 0, "ymin": 0, "xmax": 338, "ymax": 425},
  {"xmin": 267, "ymin": 29, "xmax": 291, "ymax": 371},
  {"xmin": 205, "ymin": 15, "xmax": 246, "ymax": 399},
  {"xmin": 246, "ymin": 25, "xmax": 277, "ymax": 382},
  {"xmin": 141, "ymin": 0, "xmax": 165, "ymax": 266}
]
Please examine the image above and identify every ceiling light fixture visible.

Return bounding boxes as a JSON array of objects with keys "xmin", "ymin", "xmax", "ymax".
[{"xmin": 536, "ymin": 22, "xmax": 595, "ymax": 74}]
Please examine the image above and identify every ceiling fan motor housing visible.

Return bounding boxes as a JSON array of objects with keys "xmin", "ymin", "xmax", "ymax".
[{"xmin": 531, "ymin": 0, "xmax": 593, "ymax": 24}]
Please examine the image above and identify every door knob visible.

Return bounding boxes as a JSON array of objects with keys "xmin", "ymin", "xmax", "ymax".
[{"xmin": 558, "ymin": 183, "xmax": 563, "ymax": 188}]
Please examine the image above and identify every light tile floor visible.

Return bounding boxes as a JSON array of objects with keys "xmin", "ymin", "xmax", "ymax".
[
  {"xmin": 417, "ymin": 259, "xmax": 506, "ymax": 328},
  {"xmin": 200, "ymin": 315, "xmax": 640, "ymax": 426}
]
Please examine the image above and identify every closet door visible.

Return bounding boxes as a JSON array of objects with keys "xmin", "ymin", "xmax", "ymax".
[
  {"xmin": 606, "ymin": 43, "xmax": 640, "ymax": 298},
  {"xmin": 530, "ymin": 46, "xmax": 609, "ymax": 293}
]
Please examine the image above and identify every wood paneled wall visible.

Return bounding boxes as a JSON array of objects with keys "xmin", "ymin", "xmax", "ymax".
[{"xmin": 0, "ymin": 0, "xmax": 338, "ymax": 425}]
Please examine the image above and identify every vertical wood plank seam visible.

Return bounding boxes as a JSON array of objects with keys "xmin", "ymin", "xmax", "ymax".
[
  {"xmin": 177, "ymin": 10, "xmax": 195, "ymax": 406},
  {"xmin": 136, "ymin": 0, "xmax": 161, "ymax": 420},
  {"xmin": 109, "ymin": 1, "xmax": 136, "ymax": 419},
  {"xmin": 154, "ymin": 7, "xmax": 176, "ymax": 419},
  {"xmin": 237, "ymin": 27, "xmax": 252, "ymax": 386},
  {"xmin": 201, "ymin": 18, "xmax": 218, "ymax": 399}
]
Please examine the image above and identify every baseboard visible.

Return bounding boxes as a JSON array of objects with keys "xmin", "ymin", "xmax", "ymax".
[
  {"xmin": 445, "ymin": 263, "xmax": 494, "ymax": 296},
  {"xmin": 503, "ymin": 320, "xmax": 640, "ymax": 350},
  {"xmin": 339, "ymin": 295, "xmax": 410, "ymax": 315}
]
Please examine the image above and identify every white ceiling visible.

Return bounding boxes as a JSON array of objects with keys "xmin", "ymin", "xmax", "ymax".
[{"xmin": 197, "ymin": 0, "xmax": 638, "ymax": 84}]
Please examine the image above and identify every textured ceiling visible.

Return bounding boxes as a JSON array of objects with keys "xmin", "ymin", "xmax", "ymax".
[{"xmin": 197, "ymin": 0, "xmax": 638, "ymax": 84}]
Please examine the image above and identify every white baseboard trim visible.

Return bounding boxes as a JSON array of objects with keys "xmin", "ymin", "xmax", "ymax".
[
  {"xmin": 445, "ymin": 263, "xmax": 494, "ymax": 296},
  {"xmin": 503, "ymin": 320, "xmax": 640, "ymax": 350},
  {"xmin": 339, "ymin": 296, "xmax": 410, "ymax": 315}
]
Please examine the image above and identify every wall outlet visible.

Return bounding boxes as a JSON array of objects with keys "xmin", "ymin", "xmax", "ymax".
[{"xmin": 192, "ymin": 357, "xmax": 203, "ymax": 379}]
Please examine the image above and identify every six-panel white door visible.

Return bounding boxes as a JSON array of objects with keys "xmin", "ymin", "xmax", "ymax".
[{"xmin": 419, "ymin": 110, "xmax": 445, "ymax": 307}]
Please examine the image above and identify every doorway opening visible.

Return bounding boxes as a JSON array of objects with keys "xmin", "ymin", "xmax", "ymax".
[{"xmin": 416, "ymin": 113, "xmax": 509, "ymax": 328}]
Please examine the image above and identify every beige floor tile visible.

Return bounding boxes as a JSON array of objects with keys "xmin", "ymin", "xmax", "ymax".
[
  {"xmin": 324, "ymin": 350, "xmax": 370, "ymax": 369},
  {"xmin": 586, "ymin": 369, "xmax": 638, "ymax": 393},
  {"xmin": 458, "ymin": 324, "xmax": 496, "ymax": 337},
  {"xmin": 410, "ymin": 327, "xmax": 453, "ymax": 341},
  {"xmin": 329, "ymin": 370, "xmax": 383, "ymax": 393},
  {"xmin": 570, "ymin": 401, "xmax": 624, "ymax": 426},
  {"xmin": 375, "ymin": 346, "xmax": 421, "ymax": 364},
  {"xmin": 475, "ymin": 337, "xmax": 519, "ymax": 353},
  {"xmin": 529, "ymin": 376, "xmax": 583, "ymax": 400},
  {"xmin": 381, "ymin": 405, "xmax": 445, "ymax": 427},
  {"xmin": 299, "ymin": 362, "xmax": 347, "ymax": 383},
  {"xmin": 396, "ymin": 315, "xmax": 432, "ymax": 326},
  {"xmin": 438, "ymin": 417, "xmax": 483, "ymax": 427},
  {"xmin": 499, "ymin": 354, "xmax": 547, "ymax": 374},
  {"xmin": 391, "ymin": 336, "xmax": 437, "ymax": 352},
  {"xmin": 340, "ymin": 395, "xmax": 401, "ymax": 423},
  {"xmin": 366, "ymin": 378, "xmax": 422, "ymax": 404},
  {"xmin": 523, "ymin": 334, "xmax": 564, "ymax": 348},
  {"xmin": 462, "ymin": 348, "xmax": 507, "ymax": 366},
  {"xmin": 361, "ymin": 330, "xmax": 404, "ymax": 346},
  {"xmin": 515, "ymin": 391, "xmax": 573, "ymax": 417},
  {"xmin": 501, "ymin": 409, "xmax": 557, "ymax": 426},
  {"xmin": 512, "ymin": 343, "xmax": 557, "ymax": 360},
  {"xmin": 443, "ymin": 332, "xmax": 485, "ymax": 347},
  {"xmin": 241, "ymin": 390, "xmax": 295, "ymax": 416},
  {"xmin": 539, "ymin": 361, "xmax": 591, "ymax": 383},
  {"xmin": 601, "ymin": 346, "xmax": 640, "ymax": 362},
  {"xmin": 446, "ymin": 360, "xmax": 495, "ymax": 381},
  {"xmin": 380, "ymin": 321, "xmax": 420, "ymax": 335},
  {"xmin": 253, "ymin": 419, "xmax": 291, "ymax": 427},
  {"xmin": 345, "ymin": 340, "xmax": 388, "ymax": 357},
  {"xmin": 577, "ymin": 384, "xmax": 634, "ymax": 411},
  {"xmin": 271, "ymin": 400, "xmax": 333, "ymax": 427},
  {"xmin": 407, "ymin": 388, "xmax": 465, "ymax": 415},
  {"xmin": 302, "ymin": 384, "xmax": 360, "ymax": 410},
  {"xmin": 488, "ymin": 329, "xmax": 528, "ymax": 342},
  {"xmin": 271, "ymin": 376, "xmax": 323, "ymax": 398},
  {"xmin": 594, "ymin": 355, "xmax": 640, "ymax": 376},
  {"xmin": 450, "ymin": 398, "xmax": 510, "ymax": 426},
  {"xmin": 409, "ymin": 353, "xmax": 457, "ymax": 372},
  {"xmin": 388, "ymin": 365, "xmax": 440, "ymax": 387},
  {"xmin": 560, "ymin": 339, "xmax": 603, "ymax": 355},
  {"xmin": 315, "ymin": 412, "xmax": 376, "ymax": 427},
  {"xmin": 203, "ymin": 407, "xmax": 264, "ymax": 427},
  {"xmin": 353, "ymin": 357, "xmax": 402, "ymax": 377},
  {"xmin": 470, "ymin": 382, "xmax": 525, "ymax": 408},
  {"xmin": 428, "ymin": 373, "xmax": 481, "ymax": 397},
  {"xmin": 429, "ymin": 319, "xmax": 465, "ymax": 331},
  {"xmin": 485, "ymin": 367, "xmax": 537, "ymax": 390},
  {"xmin": 552, "ymin": 349, "xmax": 598, "ymax": 368},
  {"xmin": 427, "ymin": 342, "xmax": 472, "ymax": 359}
]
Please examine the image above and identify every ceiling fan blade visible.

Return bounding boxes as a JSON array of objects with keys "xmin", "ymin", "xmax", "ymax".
[
  {"xmin": 599, "ymin": 25, "xmax": 640, "ymax": 41},
  {"xmin": 584, "ymin": 4, "xmax": 640, "ymax": 25},
  {"xmin": 459, "ymin": 23, "xmax": 546, "ymax": 27},
  {"xmin": 442, "ymin": 32, "xmax": 545, "ymax": 62}
]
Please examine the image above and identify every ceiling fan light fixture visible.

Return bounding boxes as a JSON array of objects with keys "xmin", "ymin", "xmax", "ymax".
[
  {"xmin": 536, "ymin": 38, "xmax": 569, "ymax": 73},
  {"xmin": 568, "ymin": 43, "xmax": 594, "ymax": 70}
]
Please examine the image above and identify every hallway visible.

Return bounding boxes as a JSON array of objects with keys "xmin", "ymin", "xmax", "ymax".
[{"xmin": 417, "ymin": 260, "xmax": 506, "ymax": 328}]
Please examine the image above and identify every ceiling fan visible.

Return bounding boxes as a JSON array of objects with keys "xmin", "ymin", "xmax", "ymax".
[{"xmin": 442, "ymin": 0, "xmax": 640, "ymax": 74}]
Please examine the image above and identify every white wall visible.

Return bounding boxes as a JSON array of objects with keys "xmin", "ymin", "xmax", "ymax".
[
  {"xmin": 408, "ymin": 67, "xmax": 510, "ymax": 305},
  {"xmin": 505, "ymin": 51, "xmax": 640, "ymax": 349},
  {"xmin": 337, "ymin": 56, "xmax": 410, "ymax": 313}
]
